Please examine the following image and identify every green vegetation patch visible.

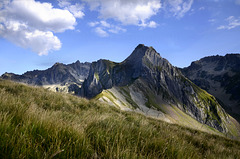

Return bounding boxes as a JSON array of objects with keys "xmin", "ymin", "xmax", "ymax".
[
  {"xmin": 190, "ymin": 81, "xmax": 228, "ymax": 126},
  {"xmin": 94, "ymin": 72, "xmax": 99, "ymax": 80}
]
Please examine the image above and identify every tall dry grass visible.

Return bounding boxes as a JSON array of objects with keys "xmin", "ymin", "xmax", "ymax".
[{"xmin": 0, "ymin": 79, "xmax": 240, "ymax": 158}]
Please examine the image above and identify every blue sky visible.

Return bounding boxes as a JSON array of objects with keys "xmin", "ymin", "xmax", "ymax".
[{"xmin": 0, "ymin": 0, "xmax": 240, "ymax": 75}]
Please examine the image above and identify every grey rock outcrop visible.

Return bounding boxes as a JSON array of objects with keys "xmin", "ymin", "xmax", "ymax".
[{"xmin": 181, "ymin": 54, "xmax": 240, "ymax": 122}]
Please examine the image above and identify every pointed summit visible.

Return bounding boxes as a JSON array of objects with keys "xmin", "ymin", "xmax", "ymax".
[
  {"xmin": 123, "ymin": 44, "xmax": 164, "ymax": 71},
  {"xmin": 52, "ymin": 62, "xmax": 65, "ymax": 69},
  {"xmin": 124, "ymin": 44, "xmax": 160, "ymax": 63},
  {"xmin": 75, "ymin": 60, "xmax": 81, "ymax": 65}
]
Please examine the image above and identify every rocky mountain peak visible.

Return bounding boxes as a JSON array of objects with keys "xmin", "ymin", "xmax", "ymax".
[
  {"xmin": 124, "ymin": 44, "xmax": 160, "ymax": 64},
  {"xmin": 81, "ymin": 44, "xmax": 178, "ymax": 98},
  {"xmin": 1, "ymin": 72, "xmax": 15, "ymax": 78},
  {"xmin": 75, "ymin": 60, "xmax": 81, "ymax": 65},
  {"xmin": 53, "ymin": 62, "xmax": 64, "ymax": 67}
]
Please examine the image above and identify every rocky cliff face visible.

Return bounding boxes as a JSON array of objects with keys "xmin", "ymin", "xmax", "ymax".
[
  {"xmin": 81, "ymin": 44, "xmax": 236, "ymax": 134},
  {"xmin": 181, "ymin": 54, "xmax": 240, "ymax": 122},
  {"xmin": 1, "ymin": 61, "xmax": 90, "ymax": 94}
]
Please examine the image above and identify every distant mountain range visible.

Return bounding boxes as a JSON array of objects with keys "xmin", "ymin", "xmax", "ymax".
[
  {"xmin": 181, "ymin": 54, "xmax": 240, "ymax": 122},
  {"xmin": 2, "ymin": 44, "xmax": 240, "ymax": 137},
  {"xmin": 1, "ymin": 60, "xmax": 90, "ymax": 94}
]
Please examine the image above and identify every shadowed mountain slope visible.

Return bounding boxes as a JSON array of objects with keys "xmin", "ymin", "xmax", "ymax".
[{"xmin": 181, "ymin": 54, "xmax": 240, "ymax": 122}]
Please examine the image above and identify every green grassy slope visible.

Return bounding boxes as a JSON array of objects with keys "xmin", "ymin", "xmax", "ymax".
[{"xmin": 1, "ymin": 79, "xmax": 240, "ymax": 158}]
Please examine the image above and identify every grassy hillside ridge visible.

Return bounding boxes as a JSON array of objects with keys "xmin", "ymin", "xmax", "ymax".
[{"xmin": 1, "ymin": 79, "xmax": 240, "ymax": 158}]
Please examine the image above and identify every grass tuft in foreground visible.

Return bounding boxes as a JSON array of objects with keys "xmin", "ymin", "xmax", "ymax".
[{"xmin": 0, "ymin": 79, "xmax": 240, "ymax": 158}]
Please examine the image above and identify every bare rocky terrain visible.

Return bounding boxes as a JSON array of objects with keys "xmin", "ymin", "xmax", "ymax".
[{"xmin": 181, "ymin": 54, "xmax": 240, "ymax": 122}]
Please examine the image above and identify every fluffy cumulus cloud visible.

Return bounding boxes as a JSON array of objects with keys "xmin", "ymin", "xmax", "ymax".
[
  {"xmin": 217, "ymin": 16, "xmax": 240, "ymax": 30},
  {"xmin": 164, "ymin": 0, "xmax": 194, "ymax": 18},
  {"xmin": 0, "ymin": 0, "xmax": 78, "ymax": 55},
  {"xmin": 83, "ymin": 0, "xmax": 161, "ymax": 27},
  {"xmin": 0, "ymin": 21, "xmax": 61, "ymax": 55},
  {"xmin": 88, "ymin": 20, "xmax": 126, "ymax": 37}
]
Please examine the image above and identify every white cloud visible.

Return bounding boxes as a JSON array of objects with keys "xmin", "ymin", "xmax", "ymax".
[
  {"xmin": 100, "ymin": 20, "xmax": 111, "ymax": 28},
  {"xmin": 58, "ymin": 0, "xmax": 71, "ymax": 8},
  {"xmin": 148, "ymin": 21, "xmax": 158, "ymax": 28},
  {"xmin": 89, "ymin": 20, "xmax": 126, "ymax": 37},
  {"xmin": 95, "ymin": 27, "xmax": 109, "ymax": 37},
  {"xmin": 83, "ymin": 0, "xmax": 161, "ymax": 27},
  {"xmin": 217, "ymin": 16, "xmax": 240, "ymax": 30},
  {"xmin": 0, "ymin": 0, "xmax": 77, "ymax": 55},
  {"xmin": 58, "ymin": 0, "xmax": 85, "ymax": 19},
  {"xmin": 67, "ymin": 3, "xmax": 85, "ymax": 18},
  {"xmin": 139, "ymin": 21, "xmax": 158, "ymax": 28},
  {"xmin": 0, "ymin": 21, "xmax": 61, "ymax": 55},
  {"xmin": 24, "ymin": 30, "xmax": 61, "ymax": 56},
  {"xmin": 164, "ymin": 0, "xmax": 194, "ymax": 18},
  {"xmin": 88, "ymin": 21, "xmax": 100, "ymax": 27},
  {"xmin": 3, "ymin": 0, "xmax": 76, "ymax": 32},
  {"xmin": 108, "ymin": 26, "xmax": 126, "ymax": 34}
]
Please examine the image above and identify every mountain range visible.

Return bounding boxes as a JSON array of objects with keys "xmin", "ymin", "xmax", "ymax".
[
  {"xmin": 1, "ymin": 60, "xmax": 90, "ymax": 94},
  {"xmin": 2, "ymin": 44, "xmax": 240, "ymax": 138},
  {"xmin": 182, "ymin": 54, "xmax": 240, "ymax": 123}
]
